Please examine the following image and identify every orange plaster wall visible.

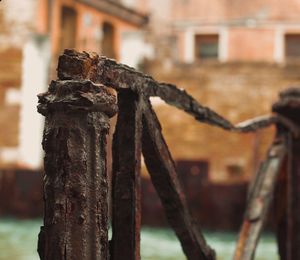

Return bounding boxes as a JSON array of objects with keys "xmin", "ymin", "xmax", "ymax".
[
  {"xmin": 36, "ymin": 0, "xmax": 49, "ymax": 34},
  {"xmin": 49, "ymin": 0, "xmax": 138, "ymax": 60},
  {"xmin": 227, "ymin": 28, "xmax": 275, "ymax": 62}
]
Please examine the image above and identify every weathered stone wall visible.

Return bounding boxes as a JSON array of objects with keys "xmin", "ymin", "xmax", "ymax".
[
  {"xmin": 145, "ymin": 62, "xmax": 300, "ymax": 183},
  {"xmin": 0, "ymin": 0, "xmax": 38, "ymax": 166},
  {"xmin": 0, "ymin": 48, "xmax": 21, "ymax": 148}
]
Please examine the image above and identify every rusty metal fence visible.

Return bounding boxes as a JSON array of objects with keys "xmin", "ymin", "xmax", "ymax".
[{"xmin": 37, "ymin": 49, "xmax": 300, "ymax": 260}]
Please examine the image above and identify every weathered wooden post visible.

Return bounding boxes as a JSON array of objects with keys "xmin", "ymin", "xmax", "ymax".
[
  {"xmin": 37, "ymin": 79, "xmax": 117, "ymax": 260},
  {"xmin": 273, "ymin": 88, "xmax": 300, "ymax": 260}
]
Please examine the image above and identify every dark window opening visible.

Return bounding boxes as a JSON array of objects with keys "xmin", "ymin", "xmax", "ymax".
[
  {"xmin": 227, "ymin": 164, "xmax": 244, "ymax": 178},
  {"xmin": 176, "ymin": 160, "xmax": 209, "ymax": 195},
  {"xmin": 176, "ymin": 160, "xmax": 209, "ymax": 222},
  {"xmin": 102, "ymin": 22, "xmax": 116, "ymax": 59},
  {"xmin": 195, "ymin": 34, "xmax": 219, "ymax": 60},
  {"xmin": 60, "ymin": 6, "xmax": 77, "ymax": 52},
  {"xmin": 285, "ymin": 34, "xmax": 300, "ymax": 59}
]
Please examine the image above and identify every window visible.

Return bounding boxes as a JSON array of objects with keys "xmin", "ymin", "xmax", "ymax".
[
  {"xmin": 102, "ymin": 22, "xmax": 116, "ymax": 59},
  {"xmin": 60, "ymin": 6, "xmax": 77, "ymax": 51},
  {"xmin": 285, "ymin": 34, "xmax": 300, "ymax": 59},
  {"xmin": 176, "ymin": 160, "xmax": 209, "ymax": 220},
  {"xmin": 226, "ymin": 164, "xmax": 244, "ymax": 178},
  {"xmin": 195, "ymin": 34, "xmax": 219, "ymax": 60},
  {"xmin": 176, "ymin": 160, "xmax": 209, "ymax": 192}
]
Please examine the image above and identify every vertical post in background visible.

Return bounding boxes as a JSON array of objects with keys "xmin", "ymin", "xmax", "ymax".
[
  {"xmin": 273, "ymin": 88, "xmax": 300, "ymax": 260},
  {"xmin": 111, "ymin": 89, "xmax": 142, "ymax": 260},
  {"xmin": 233, "ymin": 136, "xmax": 286, "ymax": 260},
  {"xmin": 37, "ymin": 80, "xmax": 117, "ymax": 260}
]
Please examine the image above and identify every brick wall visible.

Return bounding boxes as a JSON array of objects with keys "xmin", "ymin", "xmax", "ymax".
[{"xmin": 0, "ymin": 48, "xmax": 22, "ymax": 164}]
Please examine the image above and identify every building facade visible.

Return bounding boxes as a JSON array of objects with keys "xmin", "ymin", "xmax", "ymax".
[
  {"xmin": 135, "ymin": 0, "xmax": 300, "ymax": 182},
  {"xmin": 134, "ymin": 0, "xmax": 300, "ymax": 63},
  {"xmin": 0, "ymin": 0, "xmax": 147, "ymax": 169}
]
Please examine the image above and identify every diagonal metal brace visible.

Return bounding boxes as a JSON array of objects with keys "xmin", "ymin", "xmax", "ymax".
[{"xmin": 140, "ymin": 96, "xmax": 215, "ymax": 260}]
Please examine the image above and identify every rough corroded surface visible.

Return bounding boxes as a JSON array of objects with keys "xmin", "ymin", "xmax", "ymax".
[
  {"xmin": 233, "ymin": 135, "xmax": 287, "ymax": 260},
  {"xmin": 141, "ymin": 97, "xmax": 215, "ymax": 260},
  {"xmin": 111, "ymin": 89, "xmax": 142, "ymax": 260},
  {"xmin": 56, "ymin": 50, "xmax": 299, "ymax": 135},
  {"xmin": 273, "ymin": 88, "xmax": 300, "ymax": 260},
  {"xmin": 38, "ymin": 79, "xmax": 117, "ymax": 117},
  {"xmin": 37, "ymin": 80, "xmax": 117, "ymax": 260},
  {"xmin": 273, "ymin": 87, "xmax": 300, "ymax": 124},
  {"xmin": 57, "ymin": 49, "xmax": 233, "ymax": 130}
]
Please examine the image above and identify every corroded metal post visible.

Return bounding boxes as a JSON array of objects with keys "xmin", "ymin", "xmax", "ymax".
[
  {"xmin": 273, "ymin": 88, "xmax": 300, "ymax": 260},
  {"xmin": 233, "ymin": 136, "xmax": 287, "ymax": 260},
  {"xmin": 111, "ymin": 89, "xmax": 142, "ymax": 260},
  {"xmin": 37, "ymin": 80, "xmax": 117, "ymax": 260}
]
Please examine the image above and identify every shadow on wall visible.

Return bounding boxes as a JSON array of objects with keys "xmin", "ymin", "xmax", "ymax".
[{"xmin": 0, "ymin": 169, "xmax": 43, "ymax": 218}]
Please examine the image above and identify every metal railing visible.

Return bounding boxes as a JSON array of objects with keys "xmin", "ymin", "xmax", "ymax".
[{"xmin": 37, "ymin": 49, "xmax": 300, "ymax": 260}]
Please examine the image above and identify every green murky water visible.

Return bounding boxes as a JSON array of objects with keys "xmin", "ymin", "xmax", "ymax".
[{"xmin": 0, "ymin": 219, "xmax": 278, "ymax": 260}]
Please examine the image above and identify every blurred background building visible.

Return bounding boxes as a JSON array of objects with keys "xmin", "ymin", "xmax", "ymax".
[
  {"xmin": 0, "ymin": 0, "xmax": 149, "ymax": 217},
  {"xmin": 137, "ymin": 0, "xmax": 300, "ymax": 63},
  {"xmin": 0, "ymin": 0, "xmax": 148, "ymax": 170},
  {"xmin": 1, "ymin": 0, "xmax": 300, "ymax": 229}
]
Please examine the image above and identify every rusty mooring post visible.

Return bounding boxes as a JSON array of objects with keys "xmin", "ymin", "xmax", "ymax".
[
  {"xmin": 37, "ymin": 80, "xmax": 117, "ymax": 260},
  {"xmin": 273, "ymin": 88, "xmax": 300, "ymax": 260},
  {"xmin": 111, "ymin": 89, "xmax": 142, "ymax": 260}
]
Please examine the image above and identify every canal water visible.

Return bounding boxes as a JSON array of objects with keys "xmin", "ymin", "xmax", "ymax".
[{"xmin": 0, "ymin": 219, "xmax": 278, "ymax": 260}]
